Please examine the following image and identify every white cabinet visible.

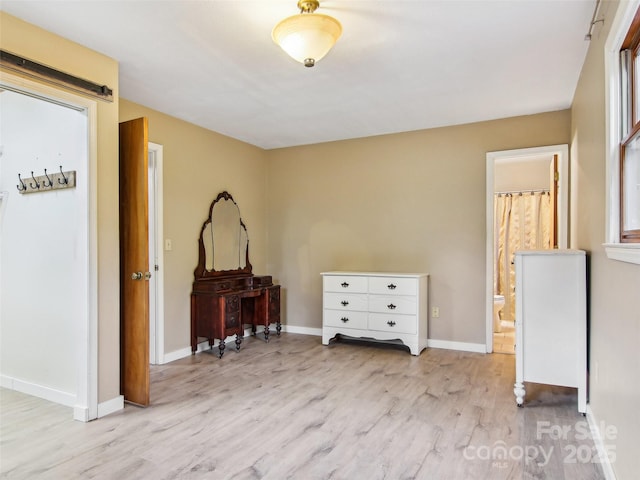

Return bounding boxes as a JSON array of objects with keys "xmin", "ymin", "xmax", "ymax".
[
  {"xmin": 321, "ymin": 272, "xmax": 429, "ymax": 355},
  {"xmin": 513, "ymin": 250, "xmax": 587, "ymax": 413}
]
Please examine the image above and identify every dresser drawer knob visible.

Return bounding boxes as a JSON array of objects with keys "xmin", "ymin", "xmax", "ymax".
[
  {"xmin": 341, "ymin": 300, "xmax": 349, "ymax": 306},
  {"xmin": 341, "ymin": 317, "xmax": 349, "ymax": 323},
  {"xmin": 387, "ymin": 303, "xmax": 396, "ymax": 310},
  {"xmin": 387, "ymin": 283, "xmax": 397, "ymax": 290},
  {"xmin": 387, "ymin": 320, "xmax": 396, "ymax": 327},
  {"xmin": 341, "ymin": 282, "xmax": 349, "ymax": 288}
]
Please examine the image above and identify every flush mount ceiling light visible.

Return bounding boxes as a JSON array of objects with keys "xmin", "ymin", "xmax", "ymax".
[{"xmin": 272, "ymin": 0, "xmax": 342, "ymax": 67}]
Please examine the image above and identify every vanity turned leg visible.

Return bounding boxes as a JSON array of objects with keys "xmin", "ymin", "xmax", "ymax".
[
  {"xmin": 514, "ymin": 381, "xmax": 525, "ymax": 407},
  {"xmin": 218, "ymin": 339, "xmax": 226, "ymax": 358},
  {"xmin": 235, "ymin": 333, "xmax": 242, "ymax": 351},
  {"xmin": 264, "ymin": 324, "xmax": 270, "ymax": 342},
  {"xmin": 276, "ymin": 321, "xmax": 281, "ymax": 336}
]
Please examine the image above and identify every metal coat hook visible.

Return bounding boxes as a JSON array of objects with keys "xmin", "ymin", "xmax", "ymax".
[
  {"xmin": 29, "ymin": 171, "xmax": 40, "ymax": 189},
  {"xmin": 17, "ymin": 173, "xmax": 27, "ymax": 192},
  {"xmin": 43, "ymin": 168, "xmax": 53, "ymax": 188},
  {"xmin": 58, "ymin": 165, "xmax": 68, "ymax": 185}
]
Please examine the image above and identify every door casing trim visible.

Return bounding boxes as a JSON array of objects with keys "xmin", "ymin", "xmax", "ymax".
[{"xmin": 485, "ymin": 144, "xmax": 569, "ymax": 353}]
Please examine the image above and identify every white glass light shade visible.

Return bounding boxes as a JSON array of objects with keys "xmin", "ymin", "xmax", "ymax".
[{"xmin": 272, "ymin": 13, "xmax": 342, "ymax": 67}]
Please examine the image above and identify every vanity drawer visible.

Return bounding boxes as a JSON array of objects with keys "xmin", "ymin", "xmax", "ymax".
[
  {"xmin": 368, "ymin": 276, "xmax": 417, "ymax": 296},
  {"xmin": 323, "ymin": 292, "xmax": 368, "ymax": 311},
  {"xmin": 368, "ymin": 313, "xmax": 417, "ymax": 335},
  {"xmin": 369, "ymin": 295, "xmax": 416, "ymax": 315},
  {"xmin": 323, "ymin": 275, "xmax": 368, "ymax": 293},
  {"xmin": 323, "ymin": 309, "xmax": 368, "ymax": 329}
]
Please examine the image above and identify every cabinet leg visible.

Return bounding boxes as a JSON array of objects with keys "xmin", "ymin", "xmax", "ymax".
[
  {"xmin": 276, "ymin": 321, "xmax": 281, "ymax": 336},
  {"xmin": 235, "ymin": 334, "xmax": 242, "ymax": 351},
  {"xmin": 218, "ymin": 339, "xmax": 225, "ymax": 358},
  {"xmin": 264, "ymin": 324, "xmax": 270, "ymax": 342},
  {"xmin": 514, "ymin": 381, "xmax": 525, "ymax": 407}
]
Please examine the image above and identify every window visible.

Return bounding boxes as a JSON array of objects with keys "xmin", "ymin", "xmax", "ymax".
[
  {"xmin": 604, "ymin": 0, "xmax": 640, "ymax": 263},
  {"xmin": 620, "ymin": 11, "xmax": 640, "ymax": 242}
]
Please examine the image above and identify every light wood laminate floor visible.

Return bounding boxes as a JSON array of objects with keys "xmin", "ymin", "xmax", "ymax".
[{"xmin": 1, "ymin": 334, "xmax": 604, "ymax": 479}]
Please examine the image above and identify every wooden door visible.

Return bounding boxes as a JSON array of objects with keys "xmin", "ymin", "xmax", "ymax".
[
  {"xmin": 549, "ymin": 154, "xmax": 559, "ymax": 248},
  {"xmin": 119, "ymin": 117, "xmax": 150, "ymax": 406}
]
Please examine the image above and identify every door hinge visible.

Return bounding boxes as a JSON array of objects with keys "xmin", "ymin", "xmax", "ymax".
[
  {"xmin": 154, "ymin": 264, "xmax": 159, "ymax": 271},
  {"xmin": 554, "ymin": 171, "xmax": 559, "ymax": 182}
]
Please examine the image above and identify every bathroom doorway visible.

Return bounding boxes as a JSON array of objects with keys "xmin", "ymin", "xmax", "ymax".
[{"xmin": 485, "ymin": 145, "xmax": 569, "ymax": 353}]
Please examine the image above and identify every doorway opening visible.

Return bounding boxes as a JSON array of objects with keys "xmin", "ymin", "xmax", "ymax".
[
  {"xmin": 148, "ymin": 142, "xmax": 164, "ymax": 365},
  {"xmin": 0, "ymin": 72, "xmax": 98, "ymax": 421},
  {"xmin": 485, "ymin": 145, "xmax": 569, "ymax": 353}
]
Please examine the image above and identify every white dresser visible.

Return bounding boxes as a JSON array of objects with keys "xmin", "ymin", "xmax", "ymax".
[
  {"xmin": 321, "ymin": 272, "xmax": 429, "ymax": 355},
  {"xmin": 513, "ymin": 250, "xmax": 587, "ymax": 414}
]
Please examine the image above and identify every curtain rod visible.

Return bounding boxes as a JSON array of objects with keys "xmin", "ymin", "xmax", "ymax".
[
  {"xmin": 495, "ymin": 189, "xmax": 549, "ymax": 196},
  {"xmin": 585, "ymin": 0, "xmax": 604, "ymax": 41}
]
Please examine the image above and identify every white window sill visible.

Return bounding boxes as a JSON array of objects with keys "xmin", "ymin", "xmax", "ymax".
[{"xmin": 604, "ymin": 243, "xmax": 640, "ymax": 264}]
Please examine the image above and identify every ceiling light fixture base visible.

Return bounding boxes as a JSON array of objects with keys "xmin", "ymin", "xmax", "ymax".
[{"xmin": 298, "ymin": 0, "xmax": 319, "ymax": 13}]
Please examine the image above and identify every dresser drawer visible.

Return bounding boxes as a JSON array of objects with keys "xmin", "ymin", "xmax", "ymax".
[
  {"xmin": 369, "ymin": 295, "xmax": 416, "ymax": 315},
  {"xmin": 323, "ymin": 275, "xmax": 368, "ymax": 293},
  {"xmin": 368, "ymin": 313, "xmax": 417, "ymax": 335},
  {"xmin": 368, "ymin": 276, "xmax": 417, "ymax": 296},
  {"xmin": 323, "ymin": 309, "xmax": 368, "ymax": 329},
  {"xmin": 323, "ymin": 292, "xmax": 368, "ymax": 311}
]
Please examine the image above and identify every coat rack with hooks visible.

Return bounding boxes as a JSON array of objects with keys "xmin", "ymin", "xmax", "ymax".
[{"xmin": 17, "ymin": 166, "xmax": 76, "ymax": 194}]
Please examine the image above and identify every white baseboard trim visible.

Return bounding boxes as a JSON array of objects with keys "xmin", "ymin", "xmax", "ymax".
[
  {"xmin": 287, "ymin": 327, "xmax": 487, "ymax": 354},
  {"xmin": 162, "ymin": 325, "xmax": 285, "ymax": 364},
  {"xmin": 162, "ymin": 327, "xmax": 485, "ymax": 363},
  {"xmin": 73, "ymin": 405, "xmax": 89, "ymax": 422},
  {"xmin": 586, "ymin": 405, "xmax": 617, "ymax": 480},
  {"xmin": 280, "ymin": 325, "xmax": 322, "ymax": 336},
  {"xmin": 426, "ymin": 339, "xmax": 486, "ymax": 353},
  {"xmin": 98, "ymin": 395, "xmax": 124, "ymax": 418},
  {"xmin": 1, "ymin": 374, "xmax": 76, "ymax": 407},
  {"xmin": 162, "ymin": 345, "xmax": 196, "ymax": 364}
]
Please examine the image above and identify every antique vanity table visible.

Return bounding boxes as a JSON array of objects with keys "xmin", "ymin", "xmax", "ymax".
[{"xmin": 190, "ymin": 191, "xmax": 280, "ymax": 358}]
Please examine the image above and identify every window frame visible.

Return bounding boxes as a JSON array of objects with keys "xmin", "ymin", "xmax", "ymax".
[
  {"xmin": 619, "ymin": 11, "xmax": 640, "ymax": 242},
  {"xmin": 604, "ymin": 0, "xmax": 640, "ymax": 263}
]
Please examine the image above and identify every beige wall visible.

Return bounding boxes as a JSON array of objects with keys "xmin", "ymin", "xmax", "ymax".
[
  {"xmin": 494, "ymin": 158, "xmax": 551, "ymax": 192},
  {"xmin": 0, "ymin": 12, "xmax": 120, "ymax": 403},
  {"xmin": 119, "ymin": 100, "xmax": 268, "ymax": 354},
  {"xmin": 571, "ymin": 1, "xmax": 640, "ymax": 478},
  {"xmin": 266, "ymin": 111, "xmax": 570, "ymax": 344}
]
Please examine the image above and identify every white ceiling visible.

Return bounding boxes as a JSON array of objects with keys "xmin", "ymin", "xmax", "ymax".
[{"xmin": 1, "ymin": 1, "xmax": 597, "ymax": 150}]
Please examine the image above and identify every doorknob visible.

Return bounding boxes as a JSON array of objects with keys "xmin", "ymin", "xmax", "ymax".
[{"xmin": 131, "ymin": 272, "xmax": 143, "ymax": 280}]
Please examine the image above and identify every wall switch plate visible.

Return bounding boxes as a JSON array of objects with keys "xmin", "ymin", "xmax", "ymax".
[
  {"xmin": 432, "ymin": 307, "xmax": 439, "ymax": 318},
  {"xmin": 165, "ymin": 239, "xmax": 172, "ymax": 251}
]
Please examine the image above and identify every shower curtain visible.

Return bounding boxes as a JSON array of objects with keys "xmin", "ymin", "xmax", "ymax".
[{"xmin": 494, "ymin": 191, "xmax": 551, "ymax": 321}]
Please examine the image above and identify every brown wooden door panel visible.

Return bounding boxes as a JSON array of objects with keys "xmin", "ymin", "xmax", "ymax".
[{"xmin": 119, "ymin": 117, "xmax": 150, "ymax": 406}]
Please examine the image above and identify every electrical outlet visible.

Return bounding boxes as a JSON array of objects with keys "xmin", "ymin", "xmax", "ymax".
[{"xmin": 432, "ymin": 307, "xmax": 440, "ymax": 318}]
